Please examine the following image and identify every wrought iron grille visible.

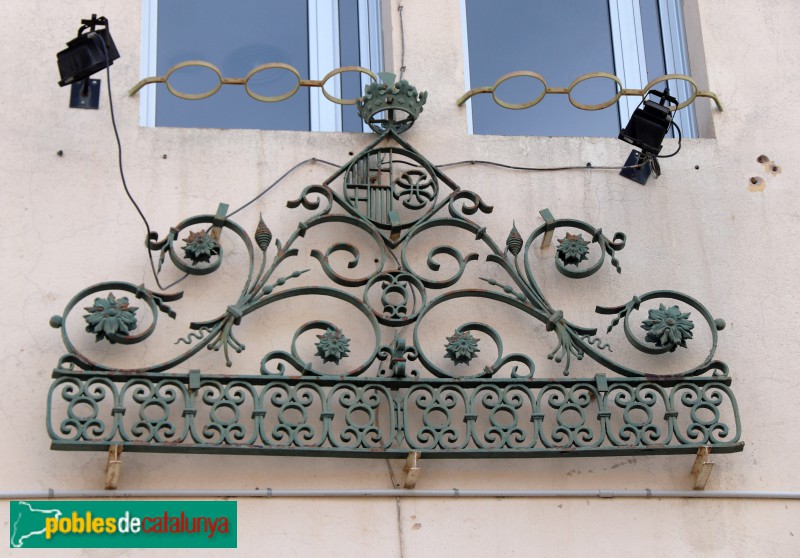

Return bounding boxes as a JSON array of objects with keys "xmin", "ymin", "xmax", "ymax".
[{"xmin": 47, "ymin": 77, "xmax": 742, "ymax": 459}]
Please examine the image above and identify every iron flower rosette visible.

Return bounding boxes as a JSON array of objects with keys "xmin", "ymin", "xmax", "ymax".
[
  {"xmin": 444, "ymin": 330, "xmax": 480, "ymax": 365},
  {"xmin": 83, "ymin": 293, "xmax": 138, "ymax": 343},
  {"xmin": 182, "ymin": 230, "xmax": 220, "ymax": 265},
  {"xmin": 641, "ymin": 303, "xmax": 694, "ymax": 351},
  {"xmin": 315, "ymin": 328, "xmax": 351, "ymax": 365},
  {"xmin": 556, "ymin": 233, "xmax": 590, "ymax": 266}
]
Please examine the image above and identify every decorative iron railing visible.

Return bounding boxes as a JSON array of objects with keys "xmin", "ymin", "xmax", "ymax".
[
  {"xmin": 129, "ymin": 62, "xmax": 378, "ymax": 104},
  {"xmin": 457, "ymin": 71, "xmax": 722, "ymax": 111},
  {"xmin": 48, "ymin": 75, "xmax": 741, "ymax": 458}
]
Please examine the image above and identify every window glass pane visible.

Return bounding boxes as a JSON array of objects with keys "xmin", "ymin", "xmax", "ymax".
[
  {"xmin": 640, "ymin": 0, "xmax": 667, "ymax": 82},
  {"xmin": 640, "ymin": 1, "xmax": 680, "ymax": 138},
  {"xmin": 339, "ymin": 1, "xmax": 363, "ymax": 133},
  {"xmin": 465, "ymin": 0, "xmax": 620, "ymax": 137},
  {"xmin": 156, "ymin": 0, "xmax": 310, "ymax": 131}
]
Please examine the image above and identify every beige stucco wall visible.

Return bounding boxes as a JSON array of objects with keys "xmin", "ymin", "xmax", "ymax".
[{"xmin": 1, "ymin": 0, "xmax": 799, "ymax": 556}]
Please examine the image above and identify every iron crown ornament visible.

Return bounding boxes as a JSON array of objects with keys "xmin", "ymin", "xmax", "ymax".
[
  {"xmin": 356, "ymin": 72, "xmax": 428, "ymax": 134},
  {"xmin": 46, "ymin": 85, "xmax": 741, "ymax": 460}
]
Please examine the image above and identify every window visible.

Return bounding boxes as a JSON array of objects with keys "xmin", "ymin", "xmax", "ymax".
[
  {"xmin": 140, "ymin": 0, "xmax": 383, "ymax": 132},
  {"xmin": 461, "ymin": 0, "xmax": 697, "ymax": 138}
]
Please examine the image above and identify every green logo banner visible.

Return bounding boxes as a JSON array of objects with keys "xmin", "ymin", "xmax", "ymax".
[{"xmin": 9, "ymin": 501, "xmax": 237, "ymax": 548}]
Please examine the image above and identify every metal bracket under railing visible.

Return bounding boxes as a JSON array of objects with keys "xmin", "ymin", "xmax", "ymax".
[
  {"xmin": 691, "ymin": 446, "xmax": 714, "ymax": 490},
  {"xmin": 105, "ymin": 445, "xmax": 123, "ymax": 490},
  {"xmin": 403, "ymin": 452, "xmax": 422, "ymax": 489}
]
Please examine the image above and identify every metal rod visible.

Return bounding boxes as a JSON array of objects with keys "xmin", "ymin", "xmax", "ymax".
[{"xmin": 1, "ymin": 489, "xmax": 799, "ymax": 500}]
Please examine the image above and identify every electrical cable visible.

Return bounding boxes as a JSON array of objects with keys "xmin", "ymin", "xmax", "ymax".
[
  {"xmin": 398, "ymin": 4, "xmax": 406, "ymax": 79},
  {"xmin": 656, "ymin": 121, "xmax": 682, "ymax": 159},
  {"xmin": 228, "ymin": 158, "xmax": 340, "ymax": 218},
  {"xmin": 99, "ymin": 33, "xmax": 187, "ymax": 291},
  {"xmin": 437, "ymin": 160, "xmax": 644, "ymax": 171}
]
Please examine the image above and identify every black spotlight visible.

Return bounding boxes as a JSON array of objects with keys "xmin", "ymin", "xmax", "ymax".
[
  {"xmin": 618, "ymin": 87, "xmax": 678, "ymax": 185},
  {"xmin": 57, "ymin": 14, "xmax": 120, "ymax": 109}
]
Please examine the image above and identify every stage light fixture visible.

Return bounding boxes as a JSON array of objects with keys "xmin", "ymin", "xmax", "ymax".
[
  {"xmin": 618, "ymin": 87, "xmax": 678, "ymax": 185},
  {"xmin": 57, "ymin": 14, "xmax": 119, "ymax": 109}
]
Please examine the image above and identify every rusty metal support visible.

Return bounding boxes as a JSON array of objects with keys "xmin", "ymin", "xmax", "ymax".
[
  {"xmin": 691, "ymin": 446, "xmax": 714, "ymax": 490},
  {"xmin": 210, "ymin": 203, "xmax": 229, "ymax": 242},
  {"xmin": 105, "ymin": 445, "xmax": 123, "ymax": 490},
  {"xmin": 539, "ymin": 208, "xmax": 556, "ymax": 248},
  {"xmin": 403, "ymin": 452, "xmax": 421, "ymax": 489}
]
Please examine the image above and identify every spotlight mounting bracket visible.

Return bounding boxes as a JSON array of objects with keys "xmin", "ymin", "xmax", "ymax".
[
  {"xmin": 68, "ymin": 79, "xmax": 101, "ymax": 110},
  {"xmin": 619, "ymin": 151, "xmax": 661, "ymax": 185}
]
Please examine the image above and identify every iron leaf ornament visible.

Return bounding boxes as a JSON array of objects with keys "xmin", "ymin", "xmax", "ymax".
[
  {"xmin": 254, "ymin": 214, "xmax": 273, "ymax": 252},
  {"xmin": 505, "ymin": 222, "xmax": 523, "ymax": 257}
]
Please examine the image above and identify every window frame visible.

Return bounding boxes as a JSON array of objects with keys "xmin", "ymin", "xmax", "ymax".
[
  {"xmin": 139, "ymin": 0, "xmax": 383, "ymax": 132},
  {"xmin": 460, "ymin": 0, "xmax": 697, "ymax": 138}
]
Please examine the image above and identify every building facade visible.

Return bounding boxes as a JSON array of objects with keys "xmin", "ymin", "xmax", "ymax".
[{"xmin": 1, "ymin": 1, "xmax": 799, "ymax": 555}]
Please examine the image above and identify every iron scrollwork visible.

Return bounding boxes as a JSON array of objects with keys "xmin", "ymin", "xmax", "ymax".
[{"xmin": 47, "ymin": 77, "xmax": 742, "ymax": 459}]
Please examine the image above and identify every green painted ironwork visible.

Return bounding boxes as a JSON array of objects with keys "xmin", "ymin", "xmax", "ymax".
[
  {"xmin": 48, "ymin": 373, "xmax": 740, "ymax": 457},
  {"xmin": 357, "ymin": 72, "xmax": 427, "ymax": 134},
  {"xmin": 82, "ymin": 293, "xmax": 138, "ymax": 343},
  {"xmin": 47, "ymin": 82, "xmax": 742, "ymax": 459}
]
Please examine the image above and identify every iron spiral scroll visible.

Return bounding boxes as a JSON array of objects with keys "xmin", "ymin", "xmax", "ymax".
[{"xmin": 47, "ymin": 84, "xmax": 741, "ymax": 459}]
